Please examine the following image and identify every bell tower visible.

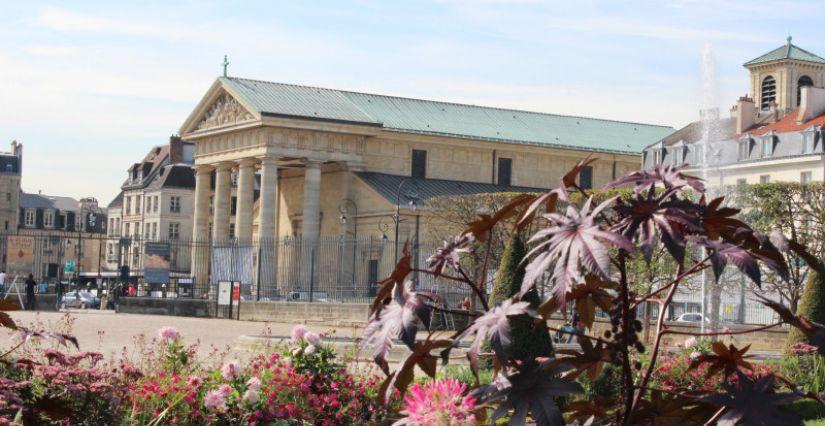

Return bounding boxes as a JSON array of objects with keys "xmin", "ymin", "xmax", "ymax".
[{"xmin": 744, "ymin": 37, "xmax": 825, "ymax": 113}]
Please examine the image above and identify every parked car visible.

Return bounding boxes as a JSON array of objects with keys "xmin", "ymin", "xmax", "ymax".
[
  {"xmin": 61, "ymin": 291, "xmax": 100, "ymax": 309},
  {"xmin": 674, "ymin": 313, "xmax": 708, "ymax": 323}
]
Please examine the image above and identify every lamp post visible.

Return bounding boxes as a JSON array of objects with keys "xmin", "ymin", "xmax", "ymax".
[
  {"xmin": 338, "ymin": 199, "xmax": 358, "ymax": 292},
  {"xmin": 392, "ymin": 179, "xmax": 420, "ymax": 263}
]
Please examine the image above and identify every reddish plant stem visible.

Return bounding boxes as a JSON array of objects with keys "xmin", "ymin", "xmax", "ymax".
[
  {"xmin": 458, "ymin": 267, "xmax": 490, "ymax": 311},
  {"xmin": 618, "ymin": 251, "xmax": 634, "ymax": 426},
  {"xmin": 661, "ymin": 322, "xmax": 783, "ymax": 337},
  {"xmin": 545, "ymin": 324, "xmax": 612, "ymax": 346},
  {"xmin": 478, "ymin": 237, "xmax": 494, "ymax": 300},
  {"xmin": 631, "ymin": 264, "xmax": 683, "ymax": 414},
  {"xmin": 412, "ymin": 267, "xmax": 489, "ymax": 311},
  {"xmin": 631, "ymin": 260, "xmax": 709, "ymax": 309},
  {"xmin": 429, "ymin": 304, "xmax": 482, "ymax": 317}
]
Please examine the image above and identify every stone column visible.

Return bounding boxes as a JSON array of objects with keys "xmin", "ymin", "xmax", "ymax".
[
  {"xmin": 191, "ymin": 164, "xmax": 213, "ymax": 294},
  {"xmin": 301, "ymin": 160, "xmax": 323, "ymax": 290},
  {"xmin": 256, "ymin": 157, "xmax": 279, "ymax": 295},
  {"xmin": 234, "ymin": 158, "xmax": 256, "ymax": 243},
  {"xmin": 212, "ymin": 162, "xmax": 233, "ymax": 244}
]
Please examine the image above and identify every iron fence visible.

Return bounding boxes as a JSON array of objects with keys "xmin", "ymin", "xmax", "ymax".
[{"xmin": 0, "ymin": 231, "xmax": 787, "ymax": 326}]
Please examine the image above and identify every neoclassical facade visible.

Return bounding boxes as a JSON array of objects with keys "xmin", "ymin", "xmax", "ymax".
[{"xmin": 179, "ymin": 77, "xmax": 673, "ymax": 294}]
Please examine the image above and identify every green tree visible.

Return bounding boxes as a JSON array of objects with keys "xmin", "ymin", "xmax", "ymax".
[
  {"xmin": 488, "ymin": 233, "xmax": 554, "ymax": 361},
  {"xmin": 787, "ymin": 264, "xmax": 825, "ymax": 349}
]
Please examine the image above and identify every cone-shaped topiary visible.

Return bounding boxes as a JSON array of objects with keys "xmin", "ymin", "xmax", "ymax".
[
  {"xmin": 787, "ymin": 262, "xmax": 825, "ymax": 350},
  {"xmin": 487, "ymin": 233, "xmax": 554, "ymax": 362}
]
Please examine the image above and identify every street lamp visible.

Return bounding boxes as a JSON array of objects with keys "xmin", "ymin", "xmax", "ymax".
[
  {"xmin": 337, "ymin": 199, "xmax": 358, "ymax": 291},
  {"xmin": 377, "ymin": 217, "xmax": 390, "ymax": 242},
  {"xmin": 392, "ymin": 178, "xmax": 420, "ymax": 263},
  {"xmin": 337, "ymin": 199, "xmax": 358, "ymax": 237}
]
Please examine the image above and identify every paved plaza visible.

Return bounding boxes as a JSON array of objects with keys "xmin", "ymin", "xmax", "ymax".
[{"xmin": 3, "ymin": 310, "xmax": 366, "ymax": 363}]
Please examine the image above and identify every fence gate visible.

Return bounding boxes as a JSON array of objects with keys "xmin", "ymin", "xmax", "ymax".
[{"xmin": 215, "ymin": 280, "xmax": 241, "ymax": 319}]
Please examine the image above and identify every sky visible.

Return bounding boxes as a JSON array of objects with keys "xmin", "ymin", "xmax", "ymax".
[{"xmin": 2, "ymin": 0, "xmax": 824, "ymax": 204}]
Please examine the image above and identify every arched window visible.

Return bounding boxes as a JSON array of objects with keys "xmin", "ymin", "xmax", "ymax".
[
  {"xmin": 761, "ymin": 76, "xmax": 776, "ymax": 110},
  {"xmin": 797, "ymin": 75, "xmax": 814, "ymax": 106}
]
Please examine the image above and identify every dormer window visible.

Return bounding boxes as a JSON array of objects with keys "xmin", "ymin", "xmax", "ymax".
[
  {"xmin": 672, "ymin": 141, "xmax": 688, "ymax": 166},
  {"xmin": 43, "ymin": 209, "xmax": 54, "ymax": 228},
  {"xmin": 761, "ymin": 133, "xmax": 776, "ymax": 158},
  {"xmin": 737, "ymin": 137, "xmax": 752, "ymax": 161},
  {"xmin": 802, "ymin": 127, "xmax": 818, "ymax": 154}
]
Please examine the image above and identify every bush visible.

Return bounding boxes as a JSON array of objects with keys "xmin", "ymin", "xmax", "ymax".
[
  {"xmin": 774, "ymin": 344, "xmax": 825, "ymax": 394},
  {"xmin": 788, "ymin": 267, "xmax": 825, "ymax": 349},
  {"xmin": 651, "ymin": 342, "xmax": 774, "ymax": 393},
  {"xmin": 487, "ymin": 233, "xmax": 554, "ymax": 362}
]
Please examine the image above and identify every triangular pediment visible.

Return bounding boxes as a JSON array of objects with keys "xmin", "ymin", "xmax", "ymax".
[
  {"xmin": 180, "ymin": 80, "xmax": 261, "ymax": 136},
  {"xmin": 194, "ymin": 91, "xmax": 255, "ymax": 131}
]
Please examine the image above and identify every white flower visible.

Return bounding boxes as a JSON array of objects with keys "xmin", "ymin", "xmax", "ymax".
[
  {"xmin": 246, "ymin": 376, "xmax": 261, "ymax": 391},
  {"xmin": 243, "ymin": 388, "xmax": 259, "ymax": 404},
  {"xmin": 684, "ymin": 337, "xmax": 697, "ymax": 348},
  {"xmin": 305, "ymin": 331, "xmax": 322, "ymax": 346},
  {"xmin": 689, "ymin": 351, "xmax": 701, "ymax": 360},
  {"xmin": 304, "ymin": 344, "xmax": 316, "ymax": 355}
]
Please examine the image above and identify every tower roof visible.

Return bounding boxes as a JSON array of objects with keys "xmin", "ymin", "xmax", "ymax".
[{"xmin": 744, "ymin": 37, "xmax": 825, "ymax": 66}]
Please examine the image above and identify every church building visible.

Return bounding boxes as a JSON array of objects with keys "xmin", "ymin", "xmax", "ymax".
[{"xmin": 179, "ymin": 75, "xmax": 673, "ymax": 296}]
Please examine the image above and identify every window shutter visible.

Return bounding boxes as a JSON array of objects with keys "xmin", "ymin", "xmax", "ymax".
[
  {"xmin": 55, "ymin": 210, "xmax": 64, "ymax": 229},
  {"xmin": 411, "ymin": 149, "xmax": 427, "ymax": 179},
  {"xmin": 19, "ymin": 208, "xmax": 24, "ymax": 228},
  {"xmin": 35, "ymin": 208, "xmax": 43, "ymax": 228},
  {"xmin": 66, "ymin": 211, "xmax": 75, "ymax": 231},
  {"xmin": 579, "ymin": 166, "xmax": 593, "ymax": 190},
  {"xmin": 497, "ymin": 157, "xmax": 512, "ymax": 186}
]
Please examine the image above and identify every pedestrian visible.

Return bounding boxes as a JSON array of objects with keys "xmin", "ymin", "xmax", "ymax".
[
  {"xmin": 56, "ymin": 280, "xmax": 64, "ymax": 310},
  {"xmin": 25, "ymin": 273, "xmax": 36, "ymax": 311},
  {"xmin": 38, "ymin": 278, "xmax": 46, "ymax": 294},
  {"xmin": 0, "ymin": 270, "xmax": 6, "ymax": 286}
]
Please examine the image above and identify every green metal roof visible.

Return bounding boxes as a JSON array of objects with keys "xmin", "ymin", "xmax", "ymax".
[
  {"xmin": 744, "ymin": 38, "xmax": 825, "ymax": 66},
  {"xmin": 221, "ymin": 76, "xmax": 673, "ymax": 154}
]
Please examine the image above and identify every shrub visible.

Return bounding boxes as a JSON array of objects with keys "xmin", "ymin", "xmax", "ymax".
[
  {"xmin": 774, "ymin": 347, "xmax": 825, "ymax": 394},
  {"xmin": 487, "ymin": 233, "xmax": 554, "ymax": 362},
  {"xmin": 788, "ymin": 267, "xmax": 825, "ymax": 349}
]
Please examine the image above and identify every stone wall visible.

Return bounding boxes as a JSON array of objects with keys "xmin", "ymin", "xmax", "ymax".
[
  {"xmin": 117, "ymin": 297, "xmax": 212, "ymax": 317},
  {"xmin": 238, "ymin": 301, "xmax": 369, "ymax": 327}
]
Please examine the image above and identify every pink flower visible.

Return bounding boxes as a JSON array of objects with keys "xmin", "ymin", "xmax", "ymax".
[
  {"xmin": 158, "ymin": 326, "xmax": 179, "ymax": 341},
  {"xmin": 221, "ymin": 360, "xmax": 241, "ymax": 380},
  {"xmin": 203, "ymin": 389, "xmax": 227, "ymax": 412},
  {"xmin": 684, "ymin": 337, "xmax": 697, "ymax": 348},
  {"xmin": 186, "ymin": 376, "xmax": 203, "ymax": 388},
  {"xmin": 219, "ymin": 384, "xmax": 233, "ymax": 396},
  {"xmin": 401, "ymin": 378, "xmax": 476, "ymax": 425},
  {"xmin": 291, "ymin": 325, "xmax": 308, "ymax": 341},
  {"xmin": 689, "ymin": 351, "xmax": 701, "ymax": 360},
  {"xmin": 247, "ymin": 377, "xmax": 261, "ymax": 391},
  {"xmin": 305, "ymin": 331, "xmax": 321, "ymax": 346},
  {"xmin": 243, "ymin": 388, "xmax": 259, "ymax": 404}
]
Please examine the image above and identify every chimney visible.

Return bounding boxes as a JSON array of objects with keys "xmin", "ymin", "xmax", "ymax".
[
  {"xmin": 735, "ymin": 96, "xmax": 755, "ymax": 134},
  {"xmin": 797, "ymin": 86, "xmax": 825, "ymax": 123},
  {"xmin": 169, "ymin": 134, "xmax": 183, "ymax": 163}
]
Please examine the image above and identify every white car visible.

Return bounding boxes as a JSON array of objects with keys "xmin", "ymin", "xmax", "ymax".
[{"xmin": 674, "ymin": 313, "xmax": 709, "ymax": 323}]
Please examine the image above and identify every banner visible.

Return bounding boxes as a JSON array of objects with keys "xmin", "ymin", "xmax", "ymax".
[
  {"xmin": 6, "ymin": 236, "xmax": 34, "ymax": 277},
  {"xmin": 144, "ymin": 242, "xmax": 171, "ymax": 284},
  {"xmin": 210, "ymin": 245, "xmax": 253, "ymax": 286}
]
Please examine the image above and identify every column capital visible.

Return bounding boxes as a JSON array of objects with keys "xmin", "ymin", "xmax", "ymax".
[
  {"xmin": 257, "ymin": 155, "xmax": 279, "ymax": 166},
  {"xmin": 214, "ymin": 161, "xmax": 235, "ymax": 171},
  {"xmin": 193, "ymin": 164, "xmax": 213, "ymax": 175},
  {"xmin": 304, "ymin": 158, "xmax": 324, "ymax": 168},
  {"xmin": 237, "ymin": 157, "xmax": 258, "ymax": 168}
]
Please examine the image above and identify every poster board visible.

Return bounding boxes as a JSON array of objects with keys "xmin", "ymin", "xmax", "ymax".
[
  {"xmin": 217, "ymin": 280, "xmax": 232, "ymax": 306},
  {"xmin": 144, "ymin": 242, "xmax": 171, "ymax": 284},
  {"xmin": 6, "ymin": 236, "xmax": 34, "ymax": 276}
]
